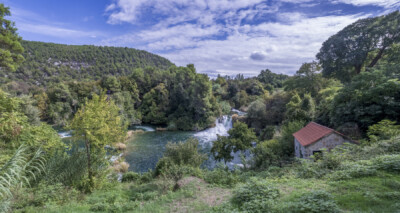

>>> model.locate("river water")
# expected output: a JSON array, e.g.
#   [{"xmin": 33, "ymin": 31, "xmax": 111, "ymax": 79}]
[
  {"xmin": 59, "ymin": 111, "xmax": 247, "ymax": 173},
  {"xmin": 125, "ymin": 114, "xmax": 248, "ymax": 173}
]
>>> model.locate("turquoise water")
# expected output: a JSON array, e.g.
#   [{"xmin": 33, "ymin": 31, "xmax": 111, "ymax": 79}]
[
  {"xmin": 124, "ymin": 130, "xmax": 196, "ymax": 172},
  {"xmin": 124, "ymin": 115, "xmax": 248, "ymax": 173},
  {"xmin": 59, "ymin": 113, "xmax": 249, "ymax": 173}
]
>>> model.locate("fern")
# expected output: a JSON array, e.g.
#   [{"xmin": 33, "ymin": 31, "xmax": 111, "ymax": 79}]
[{"xmin": 0, "ymin": 145, "xmax": 46, "ymax": 212}]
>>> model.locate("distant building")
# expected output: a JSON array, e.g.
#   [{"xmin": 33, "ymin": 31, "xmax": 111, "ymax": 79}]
[{"xmin": 293, "ymin": 122, "xmax": 356, "ymax": 159}]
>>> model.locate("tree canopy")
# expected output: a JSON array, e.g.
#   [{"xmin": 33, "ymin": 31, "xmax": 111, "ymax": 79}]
[
  {"xmin": 317, "ymin": 11, "xmax": 400, "ymax": 82},
  {"xmin": 0, "ymin": 4, "xmax": 24, "ymax": 71}
]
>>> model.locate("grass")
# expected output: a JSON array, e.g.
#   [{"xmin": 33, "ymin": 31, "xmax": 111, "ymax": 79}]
[
  {"xmin": 13, "ymin": 176, "xmax": 232, "ymax": 213},
  {"xmin": 329, "ymin": 173, "xmax": 400, "ymax": 212},
  {"xmin": 262, "ymin": 172, "xmax": 400, "ymax": 213}
]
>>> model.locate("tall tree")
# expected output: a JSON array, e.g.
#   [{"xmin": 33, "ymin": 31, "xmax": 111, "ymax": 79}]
[
  {"xmin": 69, "ymin": 92, "xmax": 125, "ymax": 191},
  {"xmin": 317, "ymin": 11, "xmax": 400, "ymax": 82},
  {"xmin": 330, "ymin": 69, "xmax": 400, "ymax": 130},
  {"xmin": 0, "ymin": 4, "xmax": 24, "ymax": 71}
]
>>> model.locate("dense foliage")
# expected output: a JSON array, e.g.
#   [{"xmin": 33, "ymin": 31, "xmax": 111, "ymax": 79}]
[
  {"xmin": 0, "ymin": 40, "xmax": 173, "ymax": 86},
  {"xmin": 0, "ymin": 4, "xmax": 24, "ymax": 72}
]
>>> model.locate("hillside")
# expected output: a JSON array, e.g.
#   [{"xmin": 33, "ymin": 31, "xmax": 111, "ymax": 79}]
[{"xmin": 0, "ymin": 40, "xmax": 174, "ymax": 86}]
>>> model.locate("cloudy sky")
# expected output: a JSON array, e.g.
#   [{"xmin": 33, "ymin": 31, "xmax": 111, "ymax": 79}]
[{"xmin": 4, "ymin": 0, "xmax": 400, "ymax": 77}]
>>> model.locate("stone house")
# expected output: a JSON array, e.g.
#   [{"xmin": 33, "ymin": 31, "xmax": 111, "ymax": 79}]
[{"xmin": 293, "ymin": 122, "xmax": 356, "ymax": 159}]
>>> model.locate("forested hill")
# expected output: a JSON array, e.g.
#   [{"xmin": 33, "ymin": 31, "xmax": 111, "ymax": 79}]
[{"xmin": 0, "ymin": 40, "xmax": 174, "ymax": 86}]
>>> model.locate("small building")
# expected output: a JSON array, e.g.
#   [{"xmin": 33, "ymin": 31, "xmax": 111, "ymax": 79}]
[{"xmin": 293, "ymin": 122, "xmax": 356, "ymax": 159}]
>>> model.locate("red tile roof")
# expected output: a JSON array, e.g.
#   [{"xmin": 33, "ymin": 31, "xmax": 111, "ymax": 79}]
[{"xmin": 293, "ymin": 122, "xmax": 336, "ymax": 147}]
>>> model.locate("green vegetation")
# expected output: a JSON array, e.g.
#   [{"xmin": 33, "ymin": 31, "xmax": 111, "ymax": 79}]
[
  {"xmin": 0, "ymin": 4, "xmax": 24, "ymax": 72},
  {"xmin": 1, "ymin": 40, "xmax": 173, "ymax": 86},
  {"xmin": 211, "ymin": 121, "xmax": 257, "ymax": 163},
  {"xmin": 69, "ymin": 92, "xmax": 126, "ymax": 192},
  {"xmin": 1, "ymin": 4, "xmax": 400, "ymax": 213}
]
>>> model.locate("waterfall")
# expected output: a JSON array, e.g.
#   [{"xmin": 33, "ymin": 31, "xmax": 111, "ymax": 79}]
[
  {"xmin": 58, "ymin": 131, "xmax": 72, "ymax": 138},
  {"xmin": 132, "ymin": 125, "xmax": 155, "ymax": 132},
  {"xmin": 194, "ymin": 115, "xmax": 233, "ymax": 145}
]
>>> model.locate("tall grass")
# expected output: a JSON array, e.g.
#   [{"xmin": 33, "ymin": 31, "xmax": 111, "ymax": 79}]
[{"xmin": 0, "ymin": 145, "xmax": 46, "ymax": 212}]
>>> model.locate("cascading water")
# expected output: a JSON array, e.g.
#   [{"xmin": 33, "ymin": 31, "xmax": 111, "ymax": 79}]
[
  {"xmin": 58, "ymin": 131, "xmax": 72, "ymax": 138},
  {"xmin": 194, "ymin": 115, "xmax": 233, "ymax": 145},
  {"xmin": 194, "ymin": 109, "xmax": 252, "ymax": 169},
  {"xmin": 132, "ymin": 125, "xmax": 156, "ymax": 132}
]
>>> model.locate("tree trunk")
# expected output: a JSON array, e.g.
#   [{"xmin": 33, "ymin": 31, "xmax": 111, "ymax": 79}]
[
  {"xmin": 368, "ymin": 46, "xmax": 386, "ymax": 68},
  {"xmin": 355, "ymin": 64, "xmax": 362, "ymax": 75},
  {"xmin": 84, "ymin": 134, "xmax": 93, "ymax": 189}
]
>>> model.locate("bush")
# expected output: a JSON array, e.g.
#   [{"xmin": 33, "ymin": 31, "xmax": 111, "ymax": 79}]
[
  {"xmin": 12, "ymin": 183, "xmax": 80, "ymax": 209},
  {"xmin": 89, "ymin": 203, "xmax": 107, "ymax": 212},
  {"xmin": 155, "ymin": 138, "xmax": 206, "ymax": 176},
  {"xmin": 231, "ymin": 178, "xmax": 279, "ymax": 212},
  {"xmin": 140, "ymin": 170, "xmax": 154, "ymax": 183},
  {"xmin": 295, "ymin": 159, "xmax": 327, "ymax": 179},
  {"xmin": 121, "ymin": 172, "xmax": 141, "ymax": 182},
  {"xmin": 328, "ymin": 160, "xmax": 377, "ymax": 180},
  {"xmin": 130, "ymin": 183, "xmax": 160, "ymax": 201},
  {"xmin": 285, "ymin": 190, "xmax": 340, "ymax": 213},
  {"xmin": 204, "ymin": 166, "xmax": 240, "ymax": 187},
  {"xmin": 373, "ymin": 154, "xmax": 400, "ymax": 172}
]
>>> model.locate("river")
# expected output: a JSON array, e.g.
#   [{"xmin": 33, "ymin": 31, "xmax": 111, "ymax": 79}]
[
  {"xmin": 59, "ymin": 110, "xmax": 248, "ymax": 173},
  {"xmin": 125, "ymin": 114, "xmax": 249, "ymax": 173}
]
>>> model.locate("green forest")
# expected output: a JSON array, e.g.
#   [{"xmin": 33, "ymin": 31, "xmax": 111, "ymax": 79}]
[{"xmin": 1, "ymin": 3, "xmax": 400, "ymax": 213}]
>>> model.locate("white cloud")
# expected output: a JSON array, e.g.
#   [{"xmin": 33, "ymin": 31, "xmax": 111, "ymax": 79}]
[
  {"xmin": 105, "ymin": 0, "xmax": 267, "ymax": 25},
  {"xmin": 333, "ymin": 0, "xmax": 400, "ymax": 8},
  {"xmin": 11, "ymin": 7, "xmax": 103, "ymax": 39},
  {"xmin": 102, "ymin": 12, "xmax": 364, "ymax": 76},
  {"xmin": 102, "ymin": 0, "xmax": 385, "ymax": 76}
]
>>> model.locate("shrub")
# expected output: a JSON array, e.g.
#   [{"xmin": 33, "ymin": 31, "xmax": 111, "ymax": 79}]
[
  {"xmin": 285, "ymin": 190, "xmax": 340, "ymax": 213},
  {"xmin": 140, "ymin": 170, "xmax": 154, "ymax": 183},
  {"xmin": 12, "ymin": 183, "xmax": 80, "ymax": 209},
  {"xmin": 119, "ymin": 162, "xmax": 130, "ymax": 173},
  {"xmin": 204, "ymin": 166, "xmax": 240, "ymax": 187},
  {"xmin": 260, "ymin": 125, "xmax": 276, "ymax": 141},
  {"xmin": 115, "ymin": 142, "xmax": 127, "ymax": 150},
  {"xmin": 373, "ymin": 154, "xmax": 400, "ymax": 172},
  {"xmin": 295, "ymin": 159, "xmax": 327, "ymax": 179},
  {"xmin": 121, "ymin": 172, "xmax": 140, "ymax": 182},
  {"xmin": 130, "ymin": 183, "xmax": 160, "ymax": 201},
  {"xmin": 89, "ymin": 203, "xmax": 107, "ymax": 212},
  {"xmin": 328, "ymin": 160, "xmax": 377, "ymax": 180},
  {"xmin": 155, "ymin": 138, "xmax": 206, "ymax": 176},
  {"xmin": 241, "ymin": 199, "xmax": 276, "ymax": 213},
  {"xmin": 231, "ymin": 178, "xmax": 279, "ymax": 211}
]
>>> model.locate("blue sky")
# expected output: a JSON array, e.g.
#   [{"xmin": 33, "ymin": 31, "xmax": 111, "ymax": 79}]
[{"xmin": 3, "ymin": 0, "xmax": 400, "ymax": 77}]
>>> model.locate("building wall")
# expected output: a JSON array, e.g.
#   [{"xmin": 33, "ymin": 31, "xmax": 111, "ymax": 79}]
[
  {"xmin": 295, "ymin": 133, "xmax": 351, "ymax": 159},
  {"xmin": 294, "ymin": 138, "xmax": 306, "ymax": 158}
]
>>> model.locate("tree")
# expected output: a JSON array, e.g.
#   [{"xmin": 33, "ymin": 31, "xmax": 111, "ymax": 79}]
[
  {"xmin": 317, "ymin": 11, "xmax": 400, "ymax": 82},
  {"xmin": 285, "ymin": 93, "xmax": 315, "ymax": 122},
  {"xmin": 211, "ymin": 135, "xmax": 235, "ymax": 164},
  {"xmin": 257, "ymin": 69, "xmax": 289, "ymax": 88},
  {"xmin": 277, "ymin": 120, "xmax": 305, "ymax": 157},
  {"xmin": 140, "ymin": 83, "xmax": 169, "ymax": 124},
  {"xmin": 247, "ymin": 99, "xmax": 267, "ymax": 131},
  {"xmin": 367, "ymin": 120, "xmax": 400, "ymax": 143},
  {"xmin": 264, "ymin": 91, "xmax": 291, "ymax": 125},
  {"xmin": 330, "ymin": 69, "xmax": 400, "ymax": 131},
  {"xmin": 211, "ymin": 122, "xmax": 257, "ymax": 163},
  {"xmin": 0, "ymin": 4, "xmax": 24, "ymax": 71},
  {"xmin": 69, "ymin": 92, "xmax": 125, "ymax": 191}
]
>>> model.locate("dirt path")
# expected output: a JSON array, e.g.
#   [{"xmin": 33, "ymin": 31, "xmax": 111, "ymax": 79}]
[{"xmin": 169, "ymin": 177, "xmax": 232, "ymax": 213}]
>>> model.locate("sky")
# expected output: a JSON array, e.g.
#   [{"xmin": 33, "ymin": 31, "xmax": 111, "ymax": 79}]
[{"xmin": 3, "ymin": 0, "xmax": 400, "ymax": 77}]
